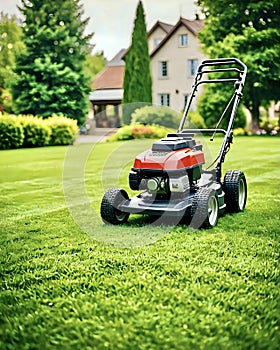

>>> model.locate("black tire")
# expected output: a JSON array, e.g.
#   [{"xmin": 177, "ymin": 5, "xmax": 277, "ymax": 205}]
[
  {"xmin": 190, "ymin": 187, "xmax": 219, "ymax": 229},
  {"xmin": 223, "ymin": 170, "xmax": 247, "ymax": 212},
  {"xmin": 100, "ymin": 188, "xmax": 130, "ymax": 225}
]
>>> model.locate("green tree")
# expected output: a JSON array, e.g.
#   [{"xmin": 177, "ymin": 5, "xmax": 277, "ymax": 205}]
[
  {"xmin": 0, "ymin": 13, "xmax": 25, "ymax": 113},
  {"xmin": 197, "ymin": 0, "xmax": 280, "ymax": 131},
  {"xmin": 122, "ymin": 1, "xmax": 152, "ymax": 124},
  {"xmin": 83, "ymin": 51, "xmax": 106, "ymax": 82},
  {"xmin": 12, "ymin": 0, "xmax": 93, "ymax": 124}
]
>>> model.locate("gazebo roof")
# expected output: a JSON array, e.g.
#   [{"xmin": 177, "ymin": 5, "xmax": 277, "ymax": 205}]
[{"xmin": 89, "ymin": 88, "xmax": 123, "ymax": 104}]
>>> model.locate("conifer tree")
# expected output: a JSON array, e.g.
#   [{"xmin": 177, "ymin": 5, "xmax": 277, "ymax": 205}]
[
  {"xmin": 122, "ymin": 1, "xmax": 152, "ymax": 124},
  {"xmin": 12, "ymin": 0, "xmax": 93, "ymax": 123}
]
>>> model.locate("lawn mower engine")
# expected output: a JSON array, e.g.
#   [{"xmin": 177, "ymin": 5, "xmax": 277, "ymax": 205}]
[{"xmin": 129, "ymin": 135, "xmax": 204, "ymax": 198}]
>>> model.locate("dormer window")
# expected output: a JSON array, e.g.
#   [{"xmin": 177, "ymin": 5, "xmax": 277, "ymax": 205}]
[
  {"xmin": 154, "ymin": 38, "xmax": 161, "ymax": 48},
  {"xmin": 179, "ymin": 34, "xmax": 188, "ymax": 47}
]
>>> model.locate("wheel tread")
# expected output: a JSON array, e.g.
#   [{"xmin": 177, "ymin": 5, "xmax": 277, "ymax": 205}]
[
  {"xmin": 100, "ymin": 188, "xmax": 129, "ymax": 225},
  {"xmin": 223, "ymin": 170, "xmax": 247, "ymax": 212}
]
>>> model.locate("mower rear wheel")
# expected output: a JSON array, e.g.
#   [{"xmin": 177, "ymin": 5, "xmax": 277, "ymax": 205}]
[
  {"xmin": 223, "ymin": 170, "xmax": 247, "ymax": 212},
  {"xmin": 190, "ymin": 187, "xmax": 219, "ymax": 229},
  {"xmin": 100, "ymin": 188, "xmax": 130, "ymax": 225}
]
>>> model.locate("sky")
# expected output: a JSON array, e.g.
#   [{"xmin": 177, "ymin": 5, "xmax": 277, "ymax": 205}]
[{"xmin": 0, "ymin": 0, "xmax": 199, "ymax": 60}]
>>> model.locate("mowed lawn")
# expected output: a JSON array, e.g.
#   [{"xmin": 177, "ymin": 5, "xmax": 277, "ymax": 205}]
[{"xmin": 0, "ymin": 136, "xmax": 279, "ymax": 350}]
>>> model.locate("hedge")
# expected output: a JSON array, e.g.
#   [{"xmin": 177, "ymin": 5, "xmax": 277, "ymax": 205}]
[
  {"xmin": 0, "ymin": 113, "xmax": 78, "ymax": 150},
  {"xmin": 0, "ymin": 114, "xmax": 24, "ymax": 150},
  {"xmin": 46, "ymin": 115, "xmax": 78, "ymax": 146},
  {"xmin": 18, "ymin": 115, "xmax": 51, "ymax": 148}
]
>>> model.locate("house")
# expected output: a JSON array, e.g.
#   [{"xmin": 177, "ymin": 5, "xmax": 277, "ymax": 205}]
[{"xmin": 90, "ymin": 17, "xmax": 206, "ymax": 127}]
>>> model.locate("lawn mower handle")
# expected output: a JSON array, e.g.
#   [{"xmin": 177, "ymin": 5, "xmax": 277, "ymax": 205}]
[{"xmin": 178, "ymin": 57, "xmax": 247, "ymax": 182}]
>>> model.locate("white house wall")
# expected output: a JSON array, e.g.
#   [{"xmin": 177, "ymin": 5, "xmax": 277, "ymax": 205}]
[{"xmin": 151, "ymin": 24, "xmax": 207, "ymax": 113}]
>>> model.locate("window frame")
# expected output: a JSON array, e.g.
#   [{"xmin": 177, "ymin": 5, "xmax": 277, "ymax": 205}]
[
  {"xmin": 159, "ymin": 93, "xmax": 170, "ymax": 107},
  {"xmin": 159, "ymin": 61, "xmax": 168, "ymax": 78},
  {"xmin": 187, "ymin": 59, "xmax": 198, "ymax": 77},
  {"xmin": 179, "ymin": 34, "xmax": 188, "ymax": 47}
]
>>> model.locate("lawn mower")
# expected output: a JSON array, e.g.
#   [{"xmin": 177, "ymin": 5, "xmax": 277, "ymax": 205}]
[{"xmin": 100, "ymin": 58, "xmax": 247, "ymax": 229}]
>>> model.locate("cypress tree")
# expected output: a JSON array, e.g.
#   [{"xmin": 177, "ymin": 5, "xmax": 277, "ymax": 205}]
[
  {"xmin": 12, "ymin": 0, "xmax": 93, "ymax": 124},
  {"xmin": 122, "ymin": 1, "xmax": 152, "ymax": 124}
]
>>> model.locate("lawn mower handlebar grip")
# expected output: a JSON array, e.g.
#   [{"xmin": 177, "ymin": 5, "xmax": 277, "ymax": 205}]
[{"xmin": 200, "ymin": 58, "xmax": 247, "ymax": 73}]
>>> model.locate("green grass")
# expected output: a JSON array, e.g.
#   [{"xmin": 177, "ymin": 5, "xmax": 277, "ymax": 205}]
[{"xmin": 0, "ymin": 136, "xmax": 279, "ymax": 350}]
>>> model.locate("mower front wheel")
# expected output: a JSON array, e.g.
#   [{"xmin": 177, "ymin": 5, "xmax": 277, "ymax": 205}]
[
  {"xmin": 190, "ymin": 187, "xmax": 219, "ymax": 229},
  {"xmin": 100, "ymin": 188, "xmax": 130, "ymax": 225},
  {"xmin": 223, "ymin": 170, "xmax": 247, "ymax": 212}
]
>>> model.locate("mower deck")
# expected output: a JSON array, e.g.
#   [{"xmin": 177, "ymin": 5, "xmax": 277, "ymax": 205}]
[{"xmin": 120, "ymin": 179, "xmax": 226, "ymax": 217}]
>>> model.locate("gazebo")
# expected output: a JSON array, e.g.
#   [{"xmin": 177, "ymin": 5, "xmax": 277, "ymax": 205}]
[{"xmin": 89, "ymin": 49, "xmax": 126, "ymax": 128}]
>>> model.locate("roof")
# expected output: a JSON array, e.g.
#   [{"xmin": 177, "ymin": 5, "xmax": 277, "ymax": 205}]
[
  {"xmin": 89, "ymin": 89, "xmax": 123, "ymax": 103},
  {"xmin": 91, "ymin": 48, "xmax": 125, "ymax": 90},
  {"xmin": 106, "ymin": 48, "xmax": 126, "ymax": 67},
  {"xmin": 180, "ymin": 18, "xmax": 204, "ymax": 35},
  {"xmin": 148, "ymin": 20, "xmax": 173, "ymax": 36},
  {"xmin": 92, "ymin": 65, "xmax": 124, "ymax": 90},
  {"xmin": 150, "ymin": 17, "xmax": 204, "ymax": 57}
]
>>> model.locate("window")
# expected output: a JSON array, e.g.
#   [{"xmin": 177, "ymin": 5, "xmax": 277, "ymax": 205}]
[
  {"xmin": 159, "ymin": 61, "xmax": 168, "ymax": 77},
  {"xmin": 188, "ymin": 59, "xmax": 198, "ymax": 76},
  {"xmin": 179, "ymin": 34, "xmax": 188, "ymax": 47},
  {"xmin": 159, "ymin": 94, "xmax": 170, "ymax": 106},
  {"xmin": 154, "ymin": 38, "xmax": 161, "ymax": 48}
]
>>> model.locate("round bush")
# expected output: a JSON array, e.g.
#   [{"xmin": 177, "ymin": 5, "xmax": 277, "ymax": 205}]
[
  {"xmin": 18, "ymin": 115, "xmax": 51, "ymax": 147},
  {"xmin": 0, "ymin": 114, "xmax": 24, "ymax": 149},
  {"xmin": 46, "ymin": 115, "xmax": 79, "ymax": 146},
  {"xmin": 131, "ymin": 106, "xmax": 181, "ymax": 129},
  {"xmin": 107, "ymin": 124, "xmax": 169, "ymax": 142},
  {"xmin": 184, "ymin": 111, "xmax": 206, "ymax": 129}
]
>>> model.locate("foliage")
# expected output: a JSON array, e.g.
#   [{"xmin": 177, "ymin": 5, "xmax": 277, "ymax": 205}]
[
  {"xmin": 197, "ymin": 0, "xmax": 280, "ymax": 131},
  {"xmin": 17, "ymin": 115, "xmax": 51, "ymax": 147},
  {"xmin": 0, "ymin": 13, "xmax": 25, "ymax": 115},
  {"xmin": 83, "ymin": 52, "xmax": 106, "ymax": 81},
  {"xmin": 198, "ymin": 84, "xmax": 246, "ymax": 129},
  {"xmin": 46, "ymin": 114, "xmax": 78, "ymax": 146},
  {"xmin": 0, "ymin": 113, "xmax": 78, "ymax": 149},
  {"xmin": 184, "ymin": 111, "xmax": 206, "ymax": 129},
  {"xmin": 0, "ymin": 137, "xmax": 279, "ymax": 349},
  {"xmin": 233, "ymin": 127, "xmax": 246, "ymax": 136},
  {"xmin": 131, "ymin": 105, "xmax": 181, "ymax": 129},
  {"xmin": 107, "ymin": 123, "xmax": 170, "ymax": 141},
  {"xmin": 0, "ymin": 88, "xmax": 13, "ymax": 114},
  {"xmin": 0, "ymin": 13, "xmax": 25, "ymax": 90},
  {"xmin": 11, "ymin": 0, "xmax": 93, "ymax": 124},
  {"xmin": 0, "ymin": 113, "xmax": 24, "ymax": 149},
  {"xmin": 122, "ymin": 1, "xmax": 152, "ymax": 124}
]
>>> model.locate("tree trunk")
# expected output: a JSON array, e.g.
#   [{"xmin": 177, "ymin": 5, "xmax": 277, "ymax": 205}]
[{"xmin": 249, "ymin": 99, "xmax": 260, "ymax": 132}]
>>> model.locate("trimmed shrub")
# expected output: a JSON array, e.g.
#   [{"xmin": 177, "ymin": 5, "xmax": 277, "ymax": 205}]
[
  {"xmin": 0, "ymin": 114, "xmax": 24, "ymax": 150},
  {"xmin": 46, "ymin": 114, "xmax": 79, "ymax": 146},
  {"xmin": 184, "ymin": 111, "xmax": 206, "ymax": 129},
  {"xmin": 233, "ymin": 128, "xmax": 246, "ymax": 136},
  {"xmin": 131, "ymin": 105, "xmax": 181, "ymax": 129},
  {"xmin": 107, "ymin": 124, "xmax": 170, "ymax": 142},
  {"xmin": 18, "ymin": 115, "xmax": 51, "ymax": 147}
]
